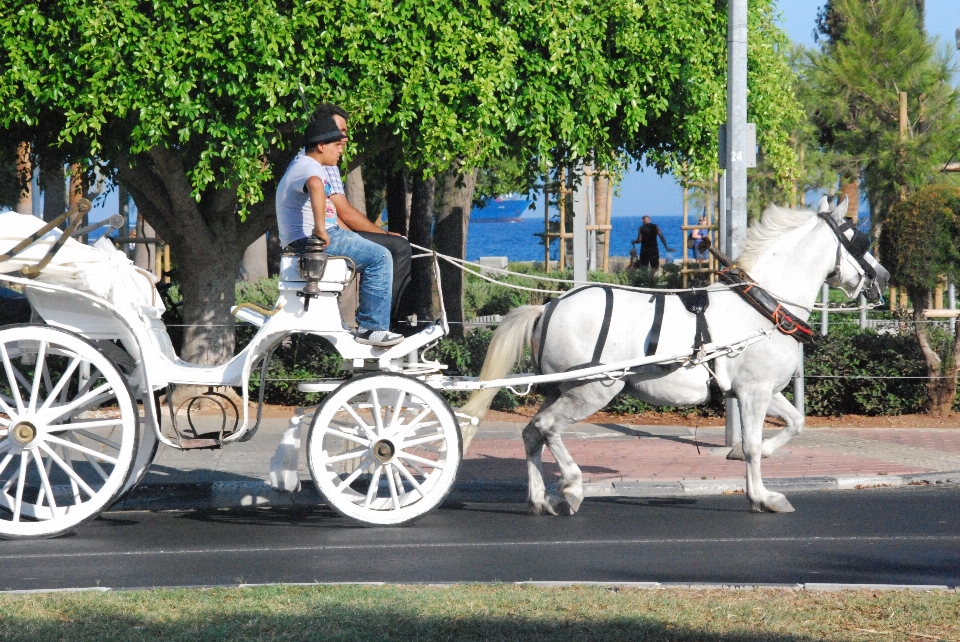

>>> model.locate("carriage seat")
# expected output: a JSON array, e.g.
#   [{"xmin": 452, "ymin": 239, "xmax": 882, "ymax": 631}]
[{"xmin": 278, "ymin": 255, "xmax": 354, "ymax": 292}]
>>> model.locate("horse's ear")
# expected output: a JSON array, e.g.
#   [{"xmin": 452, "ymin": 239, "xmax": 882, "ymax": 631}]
[
  {"xmin": 833, "ymin": 195, "xmax": 849, "ymax": 221},
  {"xmin": 816, "ymin": 195, "xmax": 830, "ymax": 214}
]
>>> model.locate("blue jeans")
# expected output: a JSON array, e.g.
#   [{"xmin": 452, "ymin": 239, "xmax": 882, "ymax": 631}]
[{"xmin": 289, "ymin": 229, "xmax": 393, "ymax": 331}]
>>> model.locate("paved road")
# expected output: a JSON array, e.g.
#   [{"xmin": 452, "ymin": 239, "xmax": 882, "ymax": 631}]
[{"xmin": 2, "ymin": 484, "xmax": 959, "ymax": 591}]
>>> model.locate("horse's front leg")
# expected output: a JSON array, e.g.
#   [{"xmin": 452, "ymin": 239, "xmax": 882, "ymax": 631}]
[
  {"xmin": 760, "ymin": 392, "xmax": 805, "ymax": 456},
  {"xmin": 727, "ymin": 391, "xmax": 805, "ymax": 460},
  {"xmin": 738, "ymin": 389, "xmax": 795, "ymax": 513}
]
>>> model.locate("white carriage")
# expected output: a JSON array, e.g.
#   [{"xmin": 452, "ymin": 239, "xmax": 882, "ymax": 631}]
[{"xmin": 0, "ymin": 201, "xmax": 473, "ymax": 538}]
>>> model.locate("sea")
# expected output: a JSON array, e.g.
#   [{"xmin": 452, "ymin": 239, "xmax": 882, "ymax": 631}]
[{"xmin": 466, "ymin": 215, "xmax": 688, "ymax": 263}]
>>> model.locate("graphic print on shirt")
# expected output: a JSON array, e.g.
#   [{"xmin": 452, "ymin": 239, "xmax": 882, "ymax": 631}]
[{"xmin": 323, "ymin": 180, "xmax": 337, "ymax": 228}]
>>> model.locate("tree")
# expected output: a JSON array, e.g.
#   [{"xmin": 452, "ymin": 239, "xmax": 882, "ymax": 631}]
[
  {"xmin": 805, "ymin": 0, "xmax": 960, "ymax": 236},
  {"xmin": 880, "ymin": 185, "xmax": 960, "ymax": 416},
  {"xmin": 2, "ymin": 0, "xmax": 804, "ymax": 363}
]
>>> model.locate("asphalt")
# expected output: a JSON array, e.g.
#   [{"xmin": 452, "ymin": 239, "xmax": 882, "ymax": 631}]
[{"xmin": 114, "ymin": 413, "xmax": 960, "ymax": 511}]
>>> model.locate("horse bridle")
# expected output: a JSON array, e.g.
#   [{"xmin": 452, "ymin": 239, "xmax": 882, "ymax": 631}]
[{"xmin": 817, "ymin": 212, "xmax": 879, "ymax": 297}]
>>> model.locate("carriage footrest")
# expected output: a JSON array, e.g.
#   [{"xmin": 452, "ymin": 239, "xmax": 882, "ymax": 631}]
[{"xmin": 177, "ymin": 432, "xmax": 226, "ymax": 450}]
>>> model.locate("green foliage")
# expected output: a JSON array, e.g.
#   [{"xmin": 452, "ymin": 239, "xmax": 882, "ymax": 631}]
[
  {"xmin": 801, "ymin": 325, "xmax": 939, "ymax": 416},
  {"xmin": 881, "ymin": 185, "xmax": 960, "ymax": 294},
  {"xmin": 804, "ymin": 0, "xmax": 960, "ymax": 225}
]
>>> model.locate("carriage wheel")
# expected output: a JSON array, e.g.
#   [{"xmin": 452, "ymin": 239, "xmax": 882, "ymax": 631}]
[
  {"xmin": 307, "ymin": 373, "xmax": 461, "ymax": 526},
  {"xmin": 0, "ymin": 325, "xmax": 138, "ymax": 539},
  {"xmin": 115, "ymin": 404, "xmax": 159, "ymax": 502}
]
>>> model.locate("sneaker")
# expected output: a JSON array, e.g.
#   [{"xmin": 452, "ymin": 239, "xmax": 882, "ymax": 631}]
[{"xmin": 354, "ymin": 328, "xmax": 404, "ymax": 347}]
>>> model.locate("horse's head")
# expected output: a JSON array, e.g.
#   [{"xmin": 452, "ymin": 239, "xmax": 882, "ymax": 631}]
[{"xmin": 816, "ymin": 196, "xmax": 890, "ymax": 301}]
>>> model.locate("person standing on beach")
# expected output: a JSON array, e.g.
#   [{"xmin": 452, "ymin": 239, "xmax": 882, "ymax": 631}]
[{"xmin": 631, "ymin": 216, "xmax": 674, "ymax": 271}]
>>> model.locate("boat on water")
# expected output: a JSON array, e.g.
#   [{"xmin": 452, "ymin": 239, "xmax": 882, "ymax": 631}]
[{"xmin": 470, "ymin": 194, "xmax": 531, "ymax": 223}]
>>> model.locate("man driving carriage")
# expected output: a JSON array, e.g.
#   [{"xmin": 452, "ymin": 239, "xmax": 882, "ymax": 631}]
[{"xmin": 276, "ymin": 115, "xmax": 404, "ymax": 347}]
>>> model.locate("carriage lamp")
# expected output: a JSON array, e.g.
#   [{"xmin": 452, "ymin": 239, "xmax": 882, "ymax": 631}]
[{"xmin": 297, "ymin": 236, "xmax": 329, "ymax": 311}]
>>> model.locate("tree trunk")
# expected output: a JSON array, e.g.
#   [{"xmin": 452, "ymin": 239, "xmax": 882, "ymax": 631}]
[
  {"xmin": 241, "ymin": 234, "xmax": 269, "ymax": 282},
  {"xmin": 839, "ymin": 175, "xmax": 859, "ymax": 224},
  {"xmin": 434, "ymin": 166, "xmax": 477, "ymax": 336},
  {"xmin": 39, "ymin": 158, "xmax": 66, "ymax": 223},
  {"xmin": 386, "ymin": 167, "xmax": 409, "ymax": 236},
  {"xmin": 407, "ymin": 173, "xmax": 436, "ymax": 319},
  {"xmin": 117, "ymin": 146, "xmax": 277, "ymax": 365},
  {"xmin": 910, "ymin": 287, "xmax": 957, "ymax": 416},
  {"xmin": 344, "ymin": 164, "xmax": 368, "ymax": 218}
]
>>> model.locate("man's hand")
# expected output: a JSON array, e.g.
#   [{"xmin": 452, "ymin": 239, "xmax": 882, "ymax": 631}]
[{"xmin": 314, "ymin": 229, "xmax": 330, "ymax": 248}]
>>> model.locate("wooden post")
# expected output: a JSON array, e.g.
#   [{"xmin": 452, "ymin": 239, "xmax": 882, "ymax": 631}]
[
  {"xmin": 682, "ymin": 179, "xmax": 689, "ymax": 288},
  {"xmin": 594, "ymin": 170, "xmax": 610, "ymax": 273},
  {"xmin": 544, "ymin": 177, "xmax": 550, "ymax": 270},
  {"xmin": 558, "ymin": 168, "xmax": 567, "ymax": 272},
  {"xmin": 899, "ymin": 91, "xmax": 908, "ymax": 201},
  {"xmin": 603, "ymin": 176, "xmax": 612, "ymax": 273},
  {"xmin": 163, "ymin": 244, "xmax": 171, "ymax": 283}
]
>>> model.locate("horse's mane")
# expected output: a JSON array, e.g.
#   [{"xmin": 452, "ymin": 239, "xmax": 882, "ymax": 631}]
[{"xmin": 735, "ymin": 204, "xmax": 817, "ymax": 271}]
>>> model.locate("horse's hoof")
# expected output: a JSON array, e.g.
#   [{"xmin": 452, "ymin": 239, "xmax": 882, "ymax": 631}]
[
  {"xmin": 726, "ymin": 442, "xmax": 745, "ymax": 461},
  {"xmin": 562, "ymin": 490, "xmax": 583, "ymax": 514},
  {"xmin": 528, "ymin": 502, "xmax": 554, "ymax": 516},
  {"xmin": 750, "ymin": 494, "xmax": 795, "ymax": 513}
]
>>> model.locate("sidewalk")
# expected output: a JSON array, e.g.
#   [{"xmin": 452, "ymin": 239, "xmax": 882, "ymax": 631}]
[{"xmin": 115, "ymin": 416, "xmax": 960, "ymax": 511}]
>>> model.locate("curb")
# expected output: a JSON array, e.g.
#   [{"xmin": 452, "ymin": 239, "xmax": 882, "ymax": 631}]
[{"xmin": 111, "ymin": 472, "xmax": 960, "ymax": 513}]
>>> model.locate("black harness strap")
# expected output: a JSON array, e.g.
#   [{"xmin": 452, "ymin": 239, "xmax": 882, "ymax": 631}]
[
  {"xmin": 645, "ymin": 293, "xmax": 666, "ymax": 356},
  {"xmin": 536, "ymin": 285, "xmax": 616, "ymax": 373},
  {"xmin": 590, "ymin": 286, "xmax": 615, "ymax": 365},
  {"xmin": 677, "ymin": 290, "xmax": 712, "ymax": 350}
]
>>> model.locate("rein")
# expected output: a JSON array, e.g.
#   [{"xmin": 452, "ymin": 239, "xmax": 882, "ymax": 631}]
[{"xmin": 709, "ymin": 247, "xmax": 816, "ymax": 344}]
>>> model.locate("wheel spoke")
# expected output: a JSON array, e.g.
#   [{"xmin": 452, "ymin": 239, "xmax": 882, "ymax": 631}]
[
  {"xmin": 33, "ymin": 448, "xmax": 56, "ymax": 510},
  {"xmin": 386, "ymin": 463, "xmax": 401, "ymax": 510},
  {"xmin": 28, "ymin": 341, "xmax": 47, "ymax": 413},
  {"xmin": 0, "ymin": 394, "xmax": 14, "ymax": 417},
  {"xmin": 0, "ymin": 343, "xmax": 25, "ymax": 413},
  {"xmin": 396, "ymin": 451, "xmax": 443, "ymax": 470},
  {"xmin": 387, "ymin": 390, "xmax": 406, "ymax": 435},
  {"xmin": 32, "ymin": 449, "xmax": 57, "ymax": 512},
  {"xmin": 61, "ymin": 445, "xmax": 81, "ymax": 505},
  {"xmin": 320, "ymin": 427, "xmax": 370, "ymax": 447},
  {"xmin": 395, "ymin": 460, "xmax": 425, "ymax": 499},
  {"xmin": 401, "ymin": 432, "xmax": 445, "ymax": 448},
  {"xmin": 364, "ymin": 465, "xmax": 383, "ymax": 508},
  {"xmin": 45, "ymin": 434, "xmax": 119, "ymax": 465},
  {"xmin": 12, "ymin": 452, "xmax": 27, "ymax": 523},
  {"xmin": 369, "ymin": 389, "xmax": 385, "ymax": 436},
  {"xmin": 55, "ymin": 418, "xmax": 125, "ymax": 432},
  {"xmin": 63, "ymin": 433, "xmax": 111, "ymax": 482},
  {"xmin": 44, "ymin": 383, "xmax": 113, "ymax": 422},
  {"xmin": 0, "ymin": 451, "xmax": 13, "ymax": 478},
  {"xmin": 38, "ymin": 355, "xmax": 81, "ymax": 413},
  {"xmin": 323, "ymin": 447, "xmax": 368, "ymax": 465},
  {"xmin": 72, "ymin": 429, "xmax": 121, "ymax": 451},
  {"xmin": 393, "ymin": 408, "xmax": 432, "ymax": 442},
  {"xmin": 38, "ymin": 442, "xmax": 96, "ymax": 499},
  {"xmin": 337, "ymin": 454, "xmax": 374, "ymax": 491},
  {"xmin": 341, "ymin": 403, "xmax": 377, "ymax": 442}
]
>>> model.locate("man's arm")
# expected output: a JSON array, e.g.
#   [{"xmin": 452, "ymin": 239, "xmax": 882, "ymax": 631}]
[
  {"xmin": 329, "ymin": 193, "xmax": 391, "ymax": 235},
  {"xmin": 304, "ymin": 176, "xmax": 331, "ymax": 246},
  {"xmin": 657, "ymin": 227, "xmax": 674, "ymax": 252}
]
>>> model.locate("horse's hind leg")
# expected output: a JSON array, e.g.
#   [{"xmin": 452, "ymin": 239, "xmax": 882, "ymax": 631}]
[
  {"xmin": 524, "ymin": 380, "xmax": 624, "ymax": 516},
  {"xmin": 727, "ymin": 392, "xmax": 805, "ymax": 461}
]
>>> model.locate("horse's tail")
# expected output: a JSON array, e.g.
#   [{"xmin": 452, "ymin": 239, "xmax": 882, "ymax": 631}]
[{"xmin": 459, "ymin": 304, "xmax": 544, "ymax": 451}]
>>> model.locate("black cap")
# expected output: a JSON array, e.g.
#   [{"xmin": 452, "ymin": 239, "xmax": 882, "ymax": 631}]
[{"xmin": 303, "ymin": 116, "xmax": 346, "ymax": 145}]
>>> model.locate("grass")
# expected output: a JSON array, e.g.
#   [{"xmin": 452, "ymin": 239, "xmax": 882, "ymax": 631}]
[{"xmin": 0, "ymin": 585, "xmax": 957, "ymax": 641}]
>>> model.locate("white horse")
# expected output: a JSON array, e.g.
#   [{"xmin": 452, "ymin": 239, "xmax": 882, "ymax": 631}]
[{"xmin": 460, "ymin": 197, "xmax": 889, "ymax": 515}]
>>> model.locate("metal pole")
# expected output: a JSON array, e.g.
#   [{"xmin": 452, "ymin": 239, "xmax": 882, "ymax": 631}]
[
  {"xmin": 725, "ymin": 0, "xmax": 748, "ymax": 258},
  {"xmin": 793, "ymin": 343, "xmax": 805, "ymax": 415},
  {"xmin": 587, "ymin": 165, "xmax": 597, "ymax": 272},
  {"xmin": 723, "ymin": 0, "xmax": 748, "ymax": 447},
  {"xmin": 544, "ymin": 178, "xmax": 550, "ymax": 270},
  {"xmin": 820, "ymin": 283, "xmax": 830, "ymax": 336},
  {"xmin": 949, "ymin": 282, "xmax": 956, "ymax": 335},
  {"xmin": 572, "ymin": 168, "xmax": 588, "ymax": 284},
  {"xmin": 858, "ymin": 293, "xmax": 867, "ymax": 330}
]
